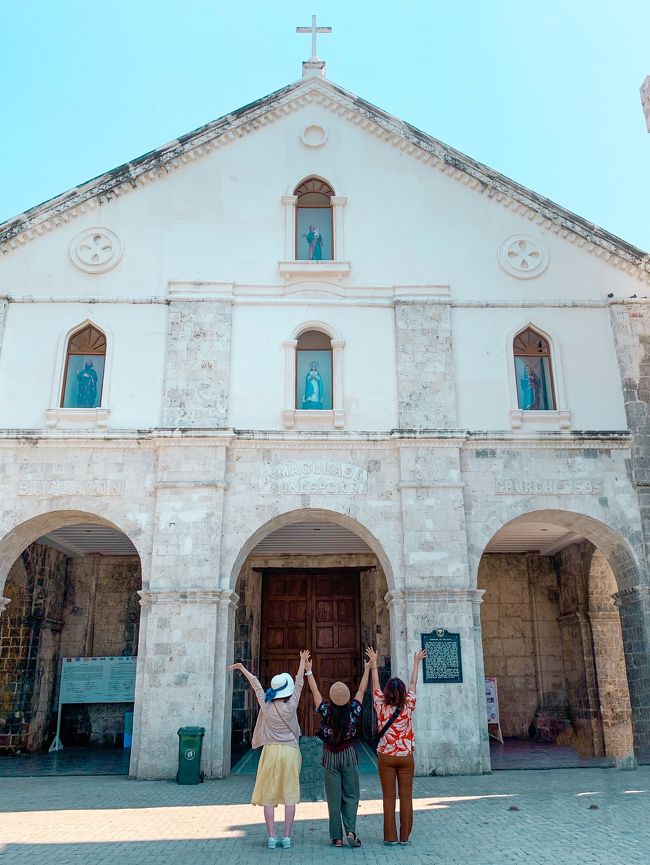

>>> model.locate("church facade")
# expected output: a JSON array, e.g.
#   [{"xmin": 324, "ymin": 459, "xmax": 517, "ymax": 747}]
[{"xmin": 1, "ymin": 63, "xmax": 650, "ymax": 779}]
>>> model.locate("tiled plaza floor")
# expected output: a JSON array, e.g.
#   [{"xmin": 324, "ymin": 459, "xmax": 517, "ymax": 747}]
[{"xmin": 0, "ymin": 763, "xmax": 648, "ymax": 865}]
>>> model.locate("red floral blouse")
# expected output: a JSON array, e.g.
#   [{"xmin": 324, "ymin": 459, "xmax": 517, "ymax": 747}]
[{"xmin": 373, "ymin": 689, "xmax": 417, "ymax": 756}]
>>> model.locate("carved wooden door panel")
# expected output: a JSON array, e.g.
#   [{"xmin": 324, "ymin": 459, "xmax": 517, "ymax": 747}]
[{"xmin": 261, "ymin": 570, "xmax": 361, "ymax": 737}]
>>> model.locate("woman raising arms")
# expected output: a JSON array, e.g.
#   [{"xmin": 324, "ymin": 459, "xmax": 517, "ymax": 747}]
[
  {"xmin": 304, "ymin": 650, "xmax": 373, "ymax": 847},
  {"xmin": 367, "ymin": 646, "xmax": 427, "ymax": 846},
  {"xmin": 228, "ymin": 649, "xmax": 309, "ymax": 849}
]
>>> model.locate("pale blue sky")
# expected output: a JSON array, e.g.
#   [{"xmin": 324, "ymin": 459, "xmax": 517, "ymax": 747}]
[{"xmin": 1, "ymin": 1, "xmax": 648, "ymax": 248}]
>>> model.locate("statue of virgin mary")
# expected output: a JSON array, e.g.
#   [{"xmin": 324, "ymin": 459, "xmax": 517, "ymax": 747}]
[{"xmin": 302, "ymin": 361, "xmax": 324, "ymax": 410}]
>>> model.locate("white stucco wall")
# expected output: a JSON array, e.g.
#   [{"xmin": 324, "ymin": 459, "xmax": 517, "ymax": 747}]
[{"xmin": 0, "ymin": 90, "xmax": 643, "ymax": 432}]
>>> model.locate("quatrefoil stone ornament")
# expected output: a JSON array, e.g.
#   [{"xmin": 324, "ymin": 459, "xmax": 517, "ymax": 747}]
[
  {"xmin": 70, "ymin": 228, "xmax": 122, "ymax": 274},
  {"xmin": 498, "ymin": 234, "xmax": 549, "ymax": 279}
]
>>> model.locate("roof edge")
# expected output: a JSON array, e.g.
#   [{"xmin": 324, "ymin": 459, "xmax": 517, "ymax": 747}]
[{"xmin": 1, "ymin": 76, "xmax": 648, "ymax": 276}]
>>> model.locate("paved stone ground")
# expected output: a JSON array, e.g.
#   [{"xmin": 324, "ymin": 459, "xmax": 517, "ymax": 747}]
[{"xmin": 0, "ymin": 765, "xmax": 649, "ymax": 865}]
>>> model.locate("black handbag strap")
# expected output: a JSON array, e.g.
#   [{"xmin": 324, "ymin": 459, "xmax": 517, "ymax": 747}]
[{"xmin": 376, "ymin": 704, "xmax": 402, "ymax": 743}]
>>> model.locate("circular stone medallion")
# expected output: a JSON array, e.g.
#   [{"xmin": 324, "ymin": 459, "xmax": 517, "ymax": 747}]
[
  {"xmin": 498, "ymin": 234, "xmax": 548, "ymax": 279},
  {"xmin": 300, "ymin": 124, "xmax": 328, "ymax": 148},
  {"xmin": 70, "ymin": 227, "xmax": 123, "ymax": 274}
]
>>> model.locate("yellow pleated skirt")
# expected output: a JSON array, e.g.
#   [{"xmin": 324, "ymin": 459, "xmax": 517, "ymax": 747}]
[{"xmin": 251, "ymin": 744, "xmax": 302, "ymax": 806}]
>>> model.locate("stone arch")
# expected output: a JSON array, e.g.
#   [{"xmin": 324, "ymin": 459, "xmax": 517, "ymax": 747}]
[
  {"xmin": 475, "ymin": 507, "xmax": 644, "ymax": 764},
  {"xmin": 226, "ymin": 506, "xmax": 397, "ymax": 593},
  {"xmin": 0, "ymin": 508, "xmax": 146, "ymax": 599},
  {"xmin": 0, "ymin": 508, "xmax": 145, "ymax": 760},
  {"xmin": 469, "ymin": 507, "xmax": 645, "ymax": 593}
]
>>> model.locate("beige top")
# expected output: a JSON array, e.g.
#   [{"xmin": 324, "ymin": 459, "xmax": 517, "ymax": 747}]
[{"xmin": 251, "ymin": 671, "xmax": 304, "ymax": 750}]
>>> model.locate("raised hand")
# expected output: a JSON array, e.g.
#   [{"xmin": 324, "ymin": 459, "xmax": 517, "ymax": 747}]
[
  {"xmin": 365, "ymin": 646, "xmax": 378, "ymax": 667},
  {"xmin": 414, "ymin": 649, "xmax": 427, "ymax": 664},
  {"xmin": 227, "ymin": 662, "xmax": 244, "ymax": 672},
  {"xmin": 305, "ymin": 655, "xmax": 313, "ymax": 672},
  {"xmin": 299, "ymin": 649, "xmax": 311, "ymax": 664}
]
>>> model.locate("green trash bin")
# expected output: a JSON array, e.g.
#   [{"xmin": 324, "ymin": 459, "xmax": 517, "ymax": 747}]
[{"xmin": 176, "ymin": 726, "xmax": 205, "ymax": 784}]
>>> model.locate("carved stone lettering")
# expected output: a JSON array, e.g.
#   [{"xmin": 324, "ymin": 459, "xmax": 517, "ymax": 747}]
[
  {"xmin": 495, "ymin": 478, "xmax": 604, "ymax": 495},
  {"xmin": 17, "ymin": 479, "xmax": 126, "ymax": 497},
  {"xmin": 259, "ymin": 459, "xmax": 368, "ymax": 495}
]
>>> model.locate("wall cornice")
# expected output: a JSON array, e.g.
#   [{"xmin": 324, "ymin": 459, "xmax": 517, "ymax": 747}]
[
  {"xmin": 138, "ymin": 589, "xmax": 238, "ymax": 607},
  {"xmin": 0, "ymin": 428, "xmax": 632, "ymax": 450}
]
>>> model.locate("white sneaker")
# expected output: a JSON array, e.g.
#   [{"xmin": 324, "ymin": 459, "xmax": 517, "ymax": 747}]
[
  {"xmin": 281, "ymin": 837, "xmax": 292, "ymax": 849},
  {"xmin": 267, "ymin": 837, "xmax": 278, "ymax": 849}
]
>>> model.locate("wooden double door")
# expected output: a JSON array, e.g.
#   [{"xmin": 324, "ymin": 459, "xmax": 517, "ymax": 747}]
[{"xmin": 261, "ymin": 569, "xmax": 361, "ymax": 736}]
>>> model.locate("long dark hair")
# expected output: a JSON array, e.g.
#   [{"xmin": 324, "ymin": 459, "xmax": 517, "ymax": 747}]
[
  {"xmin": 383, "ymin": 677, "xmax": 406, "ymax": 709},
  {"xmin": 328, "ymin": 701, "xmax": 352, "ymax": 744}
]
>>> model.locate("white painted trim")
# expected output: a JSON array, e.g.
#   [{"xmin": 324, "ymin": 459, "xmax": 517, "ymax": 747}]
[
  {"xmin": 505, "ymin": 321, "xmax": 569, "ymax": 429},
  {"xmin": 45, "ymin": 408, "xmax": 111, "ymax": 429},
  {"xmin": 278, "ymin": 261, "xmax": 351, "ymax": 280},
  {"xmin": 48, "ymin": 318, "xmax": 113, "ymax": 415},
  {"xmin": 282, "ymin": 323, "xmax": 345, "ymax": 429}
]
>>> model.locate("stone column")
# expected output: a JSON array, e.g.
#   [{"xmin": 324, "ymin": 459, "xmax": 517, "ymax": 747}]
[
  {"xmin": 161, "ymin": 295, "xmax": 233, "ymax": 427},
  {"xmin": 614, "ymin": 585, "xmax": 650, "ymax": 759},
  {"xmin": 128, "ymin": 440, "xmax": 231, "ymax": 779},
  {"xmin": 386, "ymin": 588, "xmax": 485, "ymax": 775},
  {"xmin": 394, "ymin": 297, "xmax": 455, "ymax": 429},
  {"xmin": 471, "ymin": 589, "xmax": 491, "ymax": 772},
  {"xmin": 207, "ymin": 591, "xmax": 238, "ymax": 777},
  {"xmin": 130, "ymin": 589, "xmax": 234, "ymax": 779}
]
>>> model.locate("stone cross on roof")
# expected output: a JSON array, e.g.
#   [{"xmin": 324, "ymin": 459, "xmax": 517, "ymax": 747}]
[{"xmin": 296, "ymin": 14, "xmax": 332, "ymax": 62}]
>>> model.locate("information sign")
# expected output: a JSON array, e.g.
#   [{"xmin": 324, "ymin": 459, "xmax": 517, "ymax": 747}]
[
  {"xmin": 59, "ymin": 656, "xmax": 137, "ymax": 704},
  {"xmin": 485, "ymin": 676, "xmax": 503, "ymax": 743},
  {"xmin": 49, "ymin": 656, "xmax": 137, "ymax": 752},
  {"xmin": 420, "ymin": 629, "xmax": 463, "ymax": 683}
]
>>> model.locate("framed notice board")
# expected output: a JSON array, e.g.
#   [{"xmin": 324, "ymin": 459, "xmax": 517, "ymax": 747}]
[
  {"xmin": 420, "ymin": 629, "xmax": 463, "ymax": 683},
  {"xmin": 59, "ymin": 656, "xmax": 137, "ymax": 704}
]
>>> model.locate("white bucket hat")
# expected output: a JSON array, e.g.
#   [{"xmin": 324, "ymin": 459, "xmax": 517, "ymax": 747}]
[{"xmin": 269, "ymin": 673, "xmax": 295, "ymax": 700}]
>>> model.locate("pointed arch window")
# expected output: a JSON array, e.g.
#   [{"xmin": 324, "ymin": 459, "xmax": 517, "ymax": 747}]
[
  {"xmin": 60, "ymin": 324, "xmax": 106, "ymax": 409},
  {"xmin": 294, "ymin": 177, "xmax": 334, "ymax": 261},
  {"xmin": 513, "ymin": 327, "xmax": 555, "ymax": 411},
  {"xmin": 296, "ymin": 329, "xmax": 333, "ymax": 410}
]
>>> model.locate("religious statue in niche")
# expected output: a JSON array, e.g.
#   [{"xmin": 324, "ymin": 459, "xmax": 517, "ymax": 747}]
[
  {"xmin": 519, "ymin": 362, "xmax": 542, "ymax": 410},
  {"xmin": 77, "ymin": 359, "xmax": 99, "ymax": 408},
  {"xmin": 303, "ymin": 361, "xmax": 324, "ymax": 409},
  {"xmin": 303, "ymin": 225, "xmax": 323, "ymax": 260}
]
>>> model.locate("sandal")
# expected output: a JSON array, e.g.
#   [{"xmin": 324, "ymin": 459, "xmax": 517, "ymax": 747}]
[
  {"xmin": 346, "ymin": 832, "xmax": 362, "ymax": 847},
  {"xmin": 331, "ymin": 839, "xmax": 344, "ymax": 847}
]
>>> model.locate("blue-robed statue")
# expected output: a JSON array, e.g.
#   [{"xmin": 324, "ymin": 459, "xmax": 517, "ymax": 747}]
[
  {"xmin": 76, "ymin": 359, "xmax": 98, "ymax": 408},
  {"xmin": 303, "ymin": 361, "xmax": 324, "ymax": 410},
  {"xmin": 520, "ymin": 363, "xmax": 542, "ymax": 410}
]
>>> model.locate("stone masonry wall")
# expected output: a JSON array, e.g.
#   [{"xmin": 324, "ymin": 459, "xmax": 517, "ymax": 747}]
[
  {"xmin": 161, "ymin": 300, "xmax": 232, "ymax": 427},
  {"xmin": 478, "ymin": 553, "xmax": 566, "ymax": 737},
  {"xmin": 394, "ymin": 301, "xmax": 456, "ymax": 428},
  {"xmin": 0, "ymin": 543, "xmax": 68, "ymax": 751}
]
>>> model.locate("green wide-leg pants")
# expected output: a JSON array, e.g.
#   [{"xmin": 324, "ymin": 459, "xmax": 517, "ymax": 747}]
[{"xmin": 323, "ymin": 763, "xmax": 360, "ymax": 841}]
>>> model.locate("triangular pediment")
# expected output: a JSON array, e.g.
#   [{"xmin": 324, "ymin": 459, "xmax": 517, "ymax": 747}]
[{"xmin": 1, "ymin": 75, "xmax": 648, "ymax": 279}]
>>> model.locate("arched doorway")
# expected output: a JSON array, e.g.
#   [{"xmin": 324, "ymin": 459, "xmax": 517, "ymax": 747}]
[
  {"xmin": 228, "ymin": 510, "xmax": 392, "ymax": 770},
  {"xmin": 0, "ymin": 511, "xmax": 142, "ymax": 774},
  {"xmin": 477, "ymin": 510, "xmax": 637, "ymax": 769}
]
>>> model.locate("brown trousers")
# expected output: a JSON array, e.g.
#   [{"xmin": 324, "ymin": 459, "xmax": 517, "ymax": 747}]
[{"xmin": 377, "ymin": 752, "xmax": 415, "ymax": 842}]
